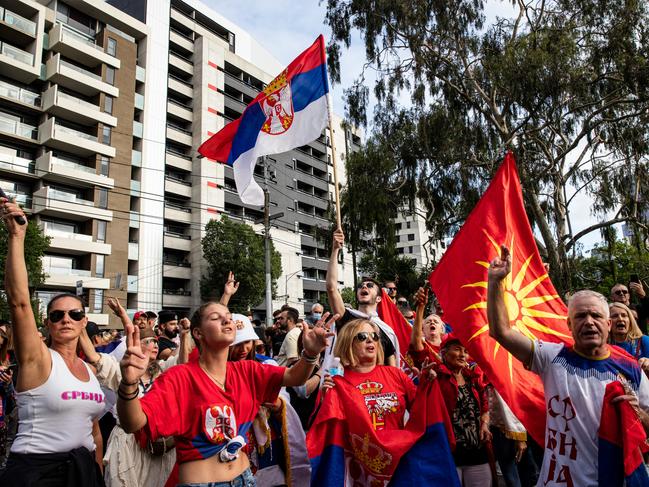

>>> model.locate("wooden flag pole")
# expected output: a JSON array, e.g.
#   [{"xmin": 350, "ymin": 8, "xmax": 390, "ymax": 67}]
[{"xmin": 326, "ymin": 92, "xmax": 342, "ymax": 230}]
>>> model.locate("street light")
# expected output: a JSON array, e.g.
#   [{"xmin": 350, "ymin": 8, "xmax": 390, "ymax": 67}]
[{"xmin": 284, "ymin": 270, "xmax": 303, "ymax": 304}]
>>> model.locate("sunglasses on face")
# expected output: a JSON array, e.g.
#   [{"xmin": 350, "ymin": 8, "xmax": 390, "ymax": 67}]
[
  {"xmin": 614, "ymin": 289, "xmax": 629, "ymax": 296},
  {"xmin": 357, "ymin": 282, "xmax": 376, "ymax": 290},
  {"xmin": 387, "ymin": 287, "xmax": 397, "ymax": 293},
  {"xmin": 141, "ymin": 337, "xmax": 158, "ymax": 346},
  {"xmin": 354, "ymin": 331, "xmax": 380, "ymax": 342},
  {"xmin": 49, "ymin": 309, "xmax": 85, "ymax": 323}
]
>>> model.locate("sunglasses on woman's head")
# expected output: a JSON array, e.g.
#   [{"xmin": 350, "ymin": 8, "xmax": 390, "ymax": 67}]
[
  {"xmin": 357, "ymin": 282, "xmax": 376, "ymax": 290},
  {"xmin": 354, "ymin": 331, "xmax": 380, "ymax": 342},
  {"xmin": 48, "ymin": 309, "xmax": 85, "ymax": 323}
]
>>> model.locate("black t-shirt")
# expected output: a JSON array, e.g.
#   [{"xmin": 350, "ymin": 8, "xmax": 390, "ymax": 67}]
[
  {"xmin": 336, "ymin": 309, "xmax": 396, "ymax": 363},
  {"xmin": 157, "ymin": 336, "xmax": 177, "ymax": 359}
]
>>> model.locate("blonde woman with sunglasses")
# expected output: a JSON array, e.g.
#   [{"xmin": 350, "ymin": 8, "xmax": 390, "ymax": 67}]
[{"xmin": 0, "ymin": 198, "xmax": 105, "ymax": 487}]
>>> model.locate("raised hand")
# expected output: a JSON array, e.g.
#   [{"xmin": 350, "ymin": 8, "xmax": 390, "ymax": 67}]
[
  {"xmin": 303, "ymin": 314, "xmax": 338, "ymax": 355},
  {"xmin": 332, "ymin": 228, "xmax": 344, "ymax": 251},
  {"xmin": 414, "ymin": 287, "xmax": 428, "ymax": 310},
  {"xmin": 223, "ymin": 271, "xmax": 240, "ymax": 297},
  {"xmin": 630, "ymin": 281, "xmax": 646, "ymax": 298},
  {"xmin": 119, "ymin": 323, "xmax": 148, "ymax": 384},
  {"xmin": 488, "ymin": 245, "xmax": 511, "ymax": 283},
  {"xmin": 313, "ymin": 311, "xmax": 336, "ymax": 332},
  {"xmin": 0, "ymin": 198, "xmax": 27, "ymax": 238},
  {"xmin": 107, "ymin": 297, "xmax": 126, "ymax": 317},
  {"xmin": 179, "ymin": 317, "xmax": 190, "ymax": 333}
]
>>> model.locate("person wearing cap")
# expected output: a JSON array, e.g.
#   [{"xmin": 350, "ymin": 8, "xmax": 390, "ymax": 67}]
[
  {"xmin": 132, "ymin": 311, "xmax": 148, "ymax": 331},
  {"xmin": 326, "ymin": 228, "xmax": 398, "ymax": 366},
  {"xmin": 435, "ymin": 334, "xmax": 493, "ymax": 486},
  {"xmin": 78, "ymin": 298, "xmax": 192, "ymax": 487},
  {"xmin": 156, "ymin": 311, "xmax": 179, "ymax": 361},
  {"xmin": 86, "ymin": 322, "xmax": 104, "ymax": 348}
]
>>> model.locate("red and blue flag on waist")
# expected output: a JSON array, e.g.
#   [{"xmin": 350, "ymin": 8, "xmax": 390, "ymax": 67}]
[
  {"xmin": 306, "ymin": 375, "xmax": 459, "ymax": 486},
  {"xmin": 198, "ymin": 35, "xmax": 329, "ymax": 206}
]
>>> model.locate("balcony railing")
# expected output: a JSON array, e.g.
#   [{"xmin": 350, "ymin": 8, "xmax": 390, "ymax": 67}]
[
  {"xmin": 0, "ymin": 79, "xmax": 40, "ymax": 106},
  {"xmin": 167, "ymin": 123, "xmax": 192, "ymax": 135},
  {"xmin": 1, "ymin": 7, "xmax": 36, "ymax": 36},
  {"xmin": 164, "ymin": 259, "xmax": 191, "ymax": 267},
  {"xmin": 57, "ymin": 90, "xmax": 101, "ymax": 113},
  {"xmin": 55, "ymin": 123, "xmax": 97, "ymax": 142},
  {"xmin": 168, "ymin": 98, "xmax": 192, "ymax": 110},
  {"xmin": 53, "ymin": 156, "xmax": 97, "ymax": 174},
  {"xmin": 165, "ymin": 175, "xmax": 191, "ymax": 186},
  {"xmin": 0, "ymin": 40, "xmax": 33, "ymax": 65},
  {"xmin": 13, "ymin": 193, "xmax": 32, "ymax": 208},
  {"xmin": 60, "ymin": 58, "xmax": 101, "ymax": 81},
  {"xmin": 0, "ymin": 155, "xmax": 34, "ymax": 174},
  {"xmin": 169, "ymin": 73, "xmax": 193, "ymax": 88},
  {"xmin": 0, "ymin": 113, "xmax": 37, "ymax": 139},
  {"xmin": 165, "ymin": 201, "xmax": 191, "ymax": 213},
  {"xmin": 166, "ymin": 149, "xmax": 191, "ymax": 160},
  {"xmin": 164, "ymin": 230, "xmax": 191, "ymax": 240},
  {"xmin": 43, "ymin": 222, "xmax": 93, "ymax": 241},
  {"xmin": 163, "ymin": 288, "xmax": 191, "ymax": 296},
  {"xmin": 60, "ymin": 23, "xmax": 103, "ymax": 51},
  {"xmin": 48, "ymin": 188, "xmax": 94, "ymax": 206}
]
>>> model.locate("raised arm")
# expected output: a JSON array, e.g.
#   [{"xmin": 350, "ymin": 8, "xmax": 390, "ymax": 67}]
[
  {"xmin": 116, "ymin": 323, "xmax": 149, "ymax": 433},
  {"xmin": 1, "ymin": 199, "xmax": 48, "ymax": 370},
  {"xmin": 106, "ymin": 297, "xmax": 132, "ymax": 329},
  {"xmin": 176, "ymin": 317, "xmax": 193, "ymax": 365},
  {"xmin": 410, "ymin": 287, "xmax": 427, "ymax": 352},
  {"xmin": 487, "ymin": 246, "xmax": 533, "ymax": 365},
  {"xmin": 219, "ymin": 271, "xmax": 239, "ymax": 306},
  {"xmin": 325, "ymin": 229, "xmax": 346, "ymax": 316}
]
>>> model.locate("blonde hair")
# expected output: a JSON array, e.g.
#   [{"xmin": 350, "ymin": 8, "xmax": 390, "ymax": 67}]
[
  {"xmin": 333, "ymin": 318, "xmax": 384, "ymax": 368},
  {"xmin": 609, "ymin": 302, "xmax": 642, "ymax": 341}
]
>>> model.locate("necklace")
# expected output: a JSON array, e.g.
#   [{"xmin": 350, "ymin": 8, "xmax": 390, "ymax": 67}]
[{"xmin": 199, "ymin": 361, "xmax": 226, "ymax": 391}]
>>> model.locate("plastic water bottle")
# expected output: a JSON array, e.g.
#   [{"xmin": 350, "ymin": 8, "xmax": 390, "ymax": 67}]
[{"xmin": 328, "ymin": 357, "xmax": 344, "ymax": 377}]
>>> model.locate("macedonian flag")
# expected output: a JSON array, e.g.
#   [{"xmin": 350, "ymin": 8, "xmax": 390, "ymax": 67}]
[{"xmin": 428, "ymin": 152, "xmax": 572, "ymax": 444}]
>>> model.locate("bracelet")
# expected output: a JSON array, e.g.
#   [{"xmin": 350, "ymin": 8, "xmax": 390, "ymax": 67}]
[
  {"xmin": 120, "ymin": 378, "xmax": 138, "ymax": 387},
  {"xmin": 301, "ymin": 350, "xmax": 319, "ymax": 364},
  {"xmin": 117, "ymin": 386, "xmax": 139, "ymax": 401}
]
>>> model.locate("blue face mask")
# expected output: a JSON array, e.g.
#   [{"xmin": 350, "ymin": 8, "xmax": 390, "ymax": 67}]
[{"xmin": 312, "ymin": 313, "xmax": 322, "ymax": 321}]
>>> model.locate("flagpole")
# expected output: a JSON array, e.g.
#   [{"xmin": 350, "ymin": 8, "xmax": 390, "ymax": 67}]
[{"xmin": 326, "ymin": 92, "xmax": 342, "ymax": 231}]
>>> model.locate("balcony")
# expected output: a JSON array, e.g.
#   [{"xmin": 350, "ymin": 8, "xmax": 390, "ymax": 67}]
[
  {"xmin": 0, "ymin": 7, "xmax": 36, "ymax": 42},
  {"xmin": 166, "ymin": 123, "xmax": 192, "ymax": 146},
  {"xmin": 168, "ymin": 74, "xmax": 193, "ymax": 98},
  {"xmin": 48, "ymin": 23, "xmax": 120, "ymax": 69},
  {"xmin": 134, "ymin": 93, "xmax": 144, "ymax": 110},
  {"xmin": 169, "ymin": 27, "xmax": 194, "ymax": 53},
  {"xmin": 167, "ymin": 99, "xmax": 192, "ymax": 122},
  {"xmin": 41, "ymin": 222, "xmax": 111, "ymax": 255},
  {"xmin": 36, "ymin": 152, "xmax": 114, "ymax": 188},
  {"xmin": 164, "ymin": 232, "xmax": 192, "ymax": 251},
  {"xmin": 45, "ymin": 53, "xmax": 119, "ymax": 97},
  {"xmin": 129, "ymin": 211, "xmax": 139, "ymax": 228},
  {"xmin": 127, "ymin": 275, "xmax": 138, "ymax": 293},
  {"xmin": 136, "ymin": 65, "xmax": 146, "ymax": 83},
  {"xmin": 132, "ymin": 149, "xmax": 142, "ymax": 167},
  {"xmin": 169, "ymin": 52, "xmax": 193, "ymax": 75},
  {"xmin": 0, "ymin": 148, "xmax": 34, "ymax": 176},
  {"xmin": 0, "ymin": 78, "xmax": 40, "ymax": 109},
  {"xmin": 164, "ymin": 201, "xmax": 192, "ymax": 223},
  {"xmin": 128, "ymin": 242, "xmax": 138, "ymax": 260},
  {"xmin": 162, "ymin": 288, "xmax": 192, "ymax": 307},
  {"xmin": 163, "ymin": 262, "xmax": 192, "ymax": 280},
  {"xmin": 165, "ymin": 175, "xmax": 191, "ymax": 198},
  {"xmin": 0, "ymin": 112, "xmax": 37, "ymax": 142},
  {"xmin": 38, "ymin": 117, "xmax": 116, "ymax": 158},
  {"xmin": 130, "ymin": 179, "xmax": 140, "ymax": 196},
  {"xmin": 43, "ymin": 269, "xmax": 110, "ymax": 290},
  {"xmin": 0, "ymin": 39, "xmax": 38, "ymax": 82},
  {"xmin": 42, "ymin": 85, "xmax": 116, "ymax": 127},
  {"xmin": 133, "ymin": 121, "xmax": 143, "ymax": 138},
  {"xmin": 166, "ymin": 150, "xmax": 192, "ymax": 171},
  {"xmin": 33, "ymin": 186, "xmax": 113, "ymax": 222}
]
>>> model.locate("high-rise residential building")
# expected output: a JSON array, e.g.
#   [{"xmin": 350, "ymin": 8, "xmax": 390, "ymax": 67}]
[
  {"xmin": 106, "ymin": 0, "xmax": 361, "ymax": 317},
  {"xmin": 395, "ymin": 203, "xmax": 445, "ymax": 271},
  {"xmin": 0, "ymin": 0, "xmax": 147, "ymax": 327}
]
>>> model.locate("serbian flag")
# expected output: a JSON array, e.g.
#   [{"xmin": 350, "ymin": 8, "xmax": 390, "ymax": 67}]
[
  {"xmin": 428, "ymin": 152, "xmax": 574, "ymax": 444},
  {"xmin": 307, "ymin": 376, "xmax": 459, "ymax": 486},
  {"xmin": 198, "ymin": 35, "xmax": 329, "ymax": 206},
  {"xmin": 598, "ymin": 381, "xmax": 649, "ymax": 487},
  {"xmin": 377, "ymin": 290, "xmax": 418, "ymax": 375}
]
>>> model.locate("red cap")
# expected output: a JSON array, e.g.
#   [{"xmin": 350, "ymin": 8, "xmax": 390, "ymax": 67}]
[
  {"xmin": 133, "ymin": 311, "xmax": 147, "ymax": 320},
  {"xmin": 440, "ymin": 333, "xmax": 462, "ymax": 350}
]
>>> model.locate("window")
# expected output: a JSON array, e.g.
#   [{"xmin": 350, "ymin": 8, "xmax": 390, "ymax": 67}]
[
  {"xmin": 105, "ymin": 67, "xmax": 115, "ymax": 85},
  {"xmin": 99, "ymin": 156, "xmax": 110, "ymax": 176},
  {"xmin": 104, "ymin": 96, "xmax": 113, "ymax": 115},
  {"xmin": 93, "ymin": 289, "xmax": 104, "ymax": 313},
  {"xmin": 95, "ymin": 255, "xmax": 105, "ymax": 278},
  {"xmin": 106, "ymin": 38, "xmax": 117, "ymax": 56},
  {"xmin": 395, "ymin": 235, "xmax": 400, "ymax": 242},
  {"xmin": 102, "ymin": 126, "xmax": 111, "ymax": 144},
  {"xmin": 96, "ymin": 220, "xmax": 106, "ymax": 242},
  {"xmin": 395, "ymin": 223, "xmax": 402, "ymax": 230},
  {"xmin": 98, "ymin": 188, "xmax": 108, "ymax": 209},
  {"xmin": 407, "ymin": 234, "xmax": 415, "ymax": 241},
  {"xmin": 406, "ymin": 222, "xmax": 411, "ymax": 229},
  {"xmin": 408, "ymin": 246, "xmax": 413, "ymax": 253}
]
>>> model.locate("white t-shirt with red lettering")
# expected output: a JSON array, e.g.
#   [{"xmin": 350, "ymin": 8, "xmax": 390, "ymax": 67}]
[{"xmin": 531, "ymin": 340, "xmax": 649, "ymax": 487}]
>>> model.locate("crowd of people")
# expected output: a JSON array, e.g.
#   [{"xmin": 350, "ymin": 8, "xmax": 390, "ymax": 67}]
[{"xmin": 2, "ymin": 198, "xmax": 649, "ymax": 486}]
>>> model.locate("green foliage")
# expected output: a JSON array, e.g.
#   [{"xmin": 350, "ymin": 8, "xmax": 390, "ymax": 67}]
[
  {"xmin": 325, "ymin": 0, "xmax": 649, "ymax": 293},
  {"xmin": 358, "ymin": 245, "xmax": 420, "ymax": 300},
  {"xmin": 0, "ymin": 219, "xmax": 50, "ymax": 324},
  {"xmin": 340, "ymin": 287, "xmax": 356, "ymax": 306},
  {"xmin": 200, "ymin": 216, "xmax": 282, "ymax": 313}
]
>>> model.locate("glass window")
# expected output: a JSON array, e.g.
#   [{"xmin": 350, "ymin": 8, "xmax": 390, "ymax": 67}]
[
  {"xmin": 95, "ymin": 255, "xmax": 105, "ymax": 278},
  {"xmin": 97, "ymin": 220, "xmax": 106, "ymax": 242},
  {"xmin": 102, "ymin": 126, "xmax": 111, "ymax": 144},
  {"xmin": 105, "ymin": 67, "xmax": 115, "ymax": 85},
  {"xmin": 98, "ymin": 188, "xmax": 108, "ymax": 209},
  {"xmin": 408, "ymin": 234, "xmax": 415, "ymax": 241},
  {"xmin": 104, "ymin": 96, "xmax": 113, "ymax": 115},
  {"xmin": 106, "ymin": 38, "xmax": 117, "ymax": 57},
  {"xmin": 99, "ymin": 156, "xmax": 110, "ymax": 176},
  {"xmin": 93, "ymin": 289, "xmax": 104, "ymax": 313}
]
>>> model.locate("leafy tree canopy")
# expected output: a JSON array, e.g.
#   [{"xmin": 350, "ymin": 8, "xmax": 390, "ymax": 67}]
[
  {"xmin": 201, "ymin": 216, "xmax": 282, "ymax": 313},
  {"xmin": 325, "ymin": 0, "xmax": 649, "ymax": 293}
]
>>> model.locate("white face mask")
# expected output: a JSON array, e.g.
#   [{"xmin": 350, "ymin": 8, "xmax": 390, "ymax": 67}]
[{"xmin": 311, "ymin": 313, "xmax": 322, "ymax": 321}]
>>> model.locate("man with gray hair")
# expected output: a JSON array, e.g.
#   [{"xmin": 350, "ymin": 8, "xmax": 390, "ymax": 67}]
[
  {"xmin": 487, "ymin": 246, "xmax": 649, "ymax": 487},
  {"xmin": 306, "ymin": 303, "xmax": 323, "ymax": 327}
]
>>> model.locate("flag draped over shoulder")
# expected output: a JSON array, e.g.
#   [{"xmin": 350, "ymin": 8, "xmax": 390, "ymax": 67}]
[
  {"xmin": 307, "ymin": 376, "xmax": 459, "ymax": 487},
  {"xmin": 428, "ymin": 152, "xmax": 574, "ymax": 444},
  {"xmin": 376, "ymin": 290, "xmax": 417, "ymax": 375},
  {"xmin": 598, "ymin": 381, "xmax": 649, "ymax": 487},
  {"xmin": 198, "ymin": 35, "xmax": 329, "ymax": 206}
]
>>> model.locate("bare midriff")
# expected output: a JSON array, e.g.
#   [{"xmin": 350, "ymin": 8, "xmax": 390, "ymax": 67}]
[{"xmin": 178, "ymin": 453, "xmax": 250, "ymax": 483}]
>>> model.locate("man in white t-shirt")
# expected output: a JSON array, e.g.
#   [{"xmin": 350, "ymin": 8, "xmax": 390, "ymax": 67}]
[
  {"xmin": 276, "ymin": 307, "xmax": 301, "ymax": 366},
  {"xmin": 487, "ymin": 246, "xmax": 649, "ymax": 487}
]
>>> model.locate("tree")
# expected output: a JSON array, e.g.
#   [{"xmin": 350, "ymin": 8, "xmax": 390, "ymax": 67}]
[
  {"xmin": 325, "ymin": 0, "xmax": 649, "ymax": 293},
  {"xmin": 358, "ymin": 244, "xmax": 420, "ymax": 299},
  {"xmin": 201, "ymin": 216, "xmax": 282, "ymax": 313},
  {"xmin": 0, "ymin": 219, "xmax": 50, "ymax": 324}
]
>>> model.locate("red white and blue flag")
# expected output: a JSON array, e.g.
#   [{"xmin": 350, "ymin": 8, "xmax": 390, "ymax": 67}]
[
  {"xmin": 307, "ymin": 376, "xmax": 459, "ymax": 486},
  {"xmin": 198, "ymin": 35, "xmax": 329, "ymax": 206}
]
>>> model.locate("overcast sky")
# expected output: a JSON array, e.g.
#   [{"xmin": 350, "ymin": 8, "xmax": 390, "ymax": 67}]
[{"xmin": 205, "ymin": 0, "xmax": 610, "ymax": 251}]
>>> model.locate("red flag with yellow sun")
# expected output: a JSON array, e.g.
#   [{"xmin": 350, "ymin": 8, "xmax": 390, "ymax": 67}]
[{"xmin": 428, "ymin": 152, "xmax": 573, "ymax": 444}]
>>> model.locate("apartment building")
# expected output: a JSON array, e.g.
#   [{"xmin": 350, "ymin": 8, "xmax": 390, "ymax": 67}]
[
  {"xmin": 107, "ymin": 0, "xmax": 360, "ymax": 317},
  {"xmin": 0, "ymin": 0, "xmax": 147, "ymax": 326},
  {"xmin": 395, "ymin": 203, "xmax": 445, "ymax": 271}
]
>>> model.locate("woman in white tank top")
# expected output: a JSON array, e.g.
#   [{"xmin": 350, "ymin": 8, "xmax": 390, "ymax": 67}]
[{"xmin": 0, "ymin": 199, "xmax": 105, "ymax": 487}]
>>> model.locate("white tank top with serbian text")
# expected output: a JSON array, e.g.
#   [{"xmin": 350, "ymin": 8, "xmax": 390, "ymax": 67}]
[{"xmin": 11, "ymin": 348, "xmax": 105, "ymax": 454}]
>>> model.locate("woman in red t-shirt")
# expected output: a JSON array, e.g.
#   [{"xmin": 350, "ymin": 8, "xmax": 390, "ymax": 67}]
[
  {"xmin": 116, "ymin": 301, "xmax": 334, "ymax": 486},
  {"xmin": 407, "ymin": 287, "xmax": 445, "ymax": 369}
]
